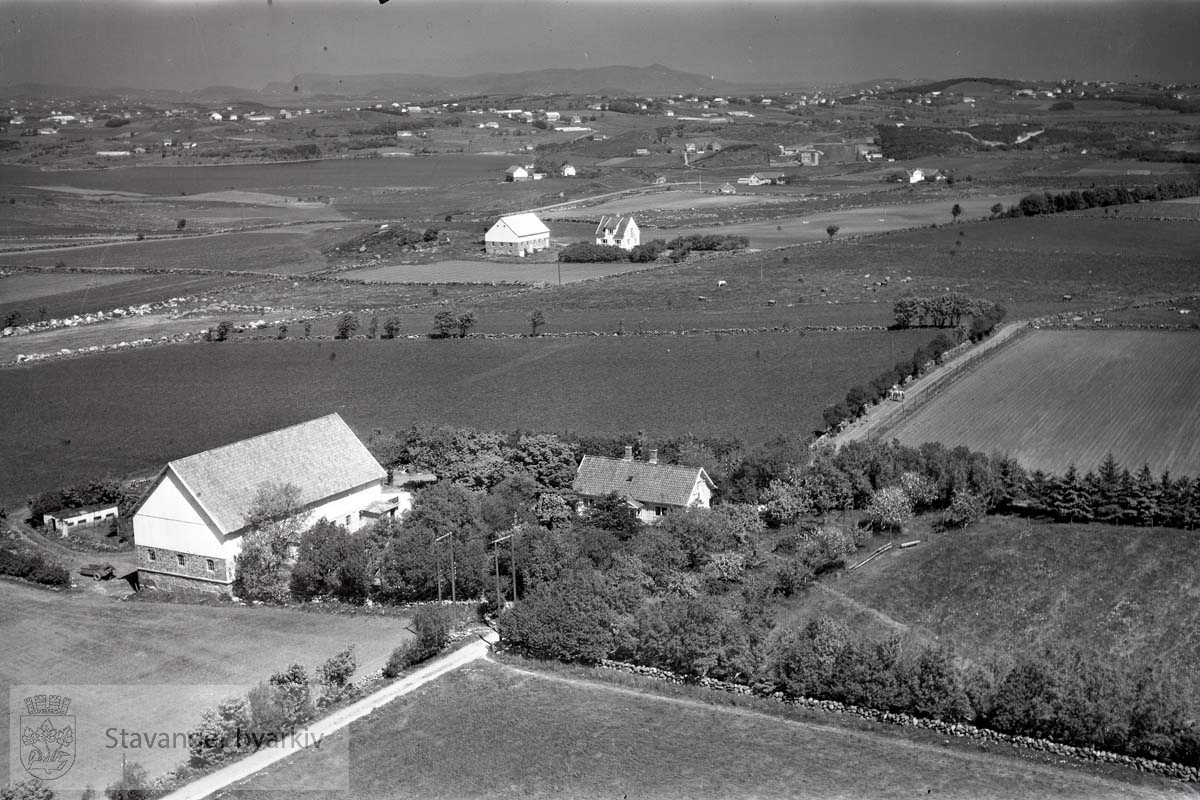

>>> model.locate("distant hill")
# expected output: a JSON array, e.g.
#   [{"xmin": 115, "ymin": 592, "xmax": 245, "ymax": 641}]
[{"xmin": 266, "ymin": 64, "xmax": 749, "ymax": 99}]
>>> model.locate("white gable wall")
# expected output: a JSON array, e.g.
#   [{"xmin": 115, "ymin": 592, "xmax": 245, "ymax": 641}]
[{"xmin": 134, "ymin": 469, "xmax": 225, "ymax": 558}]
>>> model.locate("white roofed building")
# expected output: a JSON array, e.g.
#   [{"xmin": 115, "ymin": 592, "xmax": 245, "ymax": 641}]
[
  {"xmin": 132, "ymin": 414, "xmax": 400, "ymax": 593},
  {"xmin": 485, "ymin": 213, "xmax": 551, "ymax": 257},
  {"xmin": 595, "ymin": 215, "xmax": 640, "ymax": 250}
]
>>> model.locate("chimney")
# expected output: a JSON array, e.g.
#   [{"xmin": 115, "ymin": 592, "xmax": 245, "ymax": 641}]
[
  {"xmin": 648, "ymin": 449, "xmax": 658, "ymax": 465},
  {"xmin": 623, "ymin": 445, "xmax": 634, "ymax": 461}
]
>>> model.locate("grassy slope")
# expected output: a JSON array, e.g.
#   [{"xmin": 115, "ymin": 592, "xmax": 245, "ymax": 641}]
[
  {"xmin": 824, "ymin": 516, "xmax": 1200, "ymax": 675},
  {"xmin": 233, "ymin": 658, "xmax": 1185, "ymax": 800},
  {"xmin": 0, "ymin": 580, "xmax": 412, "ymax": 783}
]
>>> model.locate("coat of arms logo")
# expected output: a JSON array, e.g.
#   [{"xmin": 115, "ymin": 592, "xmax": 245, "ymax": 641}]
[{"xmin": 19, "ymin": 694, "xmax": 75, "ymax": 780}]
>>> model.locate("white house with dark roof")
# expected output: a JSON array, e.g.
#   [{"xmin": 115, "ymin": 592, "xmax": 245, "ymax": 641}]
[
  {"xmin": 594, "ymin": 215, "xmax": 640, "ymax": 250},
  {"xmin": 572, "ymin": 447, "xmax": 714, "ymax": 524},
  {"xmin": 132, "ymin": 413, "xmax": 398, "ymax": 592},
  {"xmin": 485, "ymin": 212, "xmax": 551, "ymax": 257}
]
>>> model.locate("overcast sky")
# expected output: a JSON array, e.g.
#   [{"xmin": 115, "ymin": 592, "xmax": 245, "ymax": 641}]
[{"xmin": 2, "ymin": 0, "xmax": 1196, "ymax": 91}]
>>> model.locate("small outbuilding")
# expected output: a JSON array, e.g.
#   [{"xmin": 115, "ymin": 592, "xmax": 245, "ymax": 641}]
[
  {"xmin": 504, "ymin": 165, "xmax": 530, "ymax": 182},
  {"xmin": 44, "ymin": 505, "xmax": 119, "ymax": 537}
]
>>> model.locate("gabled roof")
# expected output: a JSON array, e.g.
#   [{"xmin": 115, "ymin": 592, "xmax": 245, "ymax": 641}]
[
  {"xmin": 595, "ymin": 215, "xmax": 636, "ymax": 237},
  {"xmin": 139, "ymin": 414, "xmax": 384, "ymax": 536},
  {"xmin": 491, "ymin": 212, "xmax": 549, "ymax": 238},
  {"xmin": 572, "ymin": 455, "xmax": 713, "ymax": 508},
  {"xmin": 505, "ymin": 165, "xmax": 528, "ymax": 175}
]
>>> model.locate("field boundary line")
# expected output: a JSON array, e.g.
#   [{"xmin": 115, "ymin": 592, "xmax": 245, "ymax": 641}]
[
  {"xmin": 832, "ymin": 321, "xmax": 1033, "ymax": 447},
  {"xmin": 159, "ymin": 630, "xmax": 499, "ymax": 800}
]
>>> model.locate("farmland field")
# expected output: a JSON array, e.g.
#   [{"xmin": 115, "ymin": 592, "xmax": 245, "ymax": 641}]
[
  {"xmin": 885, "ymin": 329, "xmax": 1200, "ymax": 474},
  {"xmin": 0, "ymin": 580, "xmax": 412, "ymax": 788},
  {"xmin": 344, "ymin": 258, "xmax": 655, "ymax": 284},
  {"xmin": 0, "ymin": 155, "xmax": 513, "ymax": 196},
  {"xmin": 0, "ymin": 330, "xmax": 934, "ymax": 503},
  {"xmin": 0, "ymin": 228, "xmax": 339, "ymax": 274},
  {"xmin": 233, "ymin": 657, "xmax": 1182, "ymax": 800},
  {"xmin": 0, "ymin": 271, "xmax": 254, "ymax": 322}
]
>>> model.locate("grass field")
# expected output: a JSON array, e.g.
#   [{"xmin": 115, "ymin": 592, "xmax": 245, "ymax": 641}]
[
  {"xmin": 819, "ymin": 516, "xmax": 1200, "ymax": 678},
  {"xmin": 232, "ymin": 657, "xmax": 1184, "ymax": 800},
  {"xmin": 0, "ymin": 580, "xmax": 411, "ymax": 788},
  {"xmin": 0, "ymin": 330, "xmax": 933, "ymax": 503},
  {"xmin": 344, "ymin": 258, "xmax": 654, "ymax": 284},
  {"xmin": 0, "ymin": 271, "xmax": 254, "ymax": 323},
  {"xmin": 885, "ymin": 329, "xmax": 1200, "ymax": 475},
  {"xmin": 0, "ymin": 228, "xmax": 338, "ymax": 275}
]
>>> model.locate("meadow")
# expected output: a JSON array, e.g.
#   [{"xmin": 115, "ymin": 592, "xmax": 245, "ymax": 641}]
[
  {"xmin": 0, "ymin": 271, "xmax": 254, "ymax": 323},
  {"xmin": 231, "ymin": 657, "xmax": 1182, "ymax": 800},
  {"xmin": 0, "ymin": 329, "xmax": 933, "ymax": 503},
  {"xmin": 812, "ymin": 516, "xmax": 1200, "ymax": 681},
  {"xmin": 344, "ymin": 258, "xmax": 653, "ymax": 284},
  {"xmin": 0, "ymin": 580, "xmax": 411, "ymax": 788},
  {"xmin": 0, "ymin": 228, "xmax": 340, "ymax": 274},
  {"xmin": 885, "ymin": 329, "xmax": 1200, "ymax": 475}
]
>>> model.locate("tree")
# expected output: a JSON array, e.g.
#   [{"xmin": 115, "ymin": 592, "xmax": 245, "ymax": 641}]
[
  {"xmin": 317, "ymin": 645, "xmax": 358, "ymax": 702},
  {"xmin": 336, "ymin": 314, "xmax": 359, "ymax": 340},
  {"xmin": 865, "ymin": 485, "xmax": 914, "ymax": 532},
  {"xmin": 176, "ymin": 219, "xmax": 187, "ymax": 230},
  {"xmin": 104, "ymin": 759, "xmax": 150, "ymax": 800},
  {"xmin": 433, "ymin": 309, "xmax": 457, "ymax": 338},
  {"xmin": 825, "ymin": 224, "xmax": 840, "ymax": 241},
  {"xmin": 383, "ymin": 315, "xmax": 402, "ymax": 339},
  {"xmin": 276, "ymin": 323, "xmax": 288, "ymax": 340},
  {"xmin": 951, "ymin": 203, "xmax": 962, "ymax": 223},
  {"xmin": 990, "ymin": 202, "xmax": 1004, "ymax": 217},
  {"xmin": 367, "ymin": 315, "xmax": 379, "ymax": 339},
  {"xmin": 289, "ymin": 519, "xmax": 360, "ymax": 600},
  {"xmin": 943, "ymin": 489, "xmax": 988, "ymax": 529},
  {"xmin": 303, "ymin": 320, "xmax": 312, "ymax": 337},
  {"xmin": 528, "ymin": 308, "xmax": 546, "ymax": 336},
  {"xmin": 0, "ymin": 779, "xmax": 53, "ymax": 800},
  {"xmin": 233, "ymin": 483, "xmax": 309, "ymax": 602},
  {"xmin": 456, "ymin": 310, "xmax": 477, "ymax": 338},
  {"xmin": 498, "ymin": 571, "xmax": 617, "ymax": 663}
]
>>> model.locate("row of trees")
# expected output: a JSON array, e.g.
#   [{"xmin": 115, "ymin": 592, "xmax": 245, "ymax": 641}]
[
  {"xmin": 558, "ymin": 239, "xmax": 672, "ymax": 264},
  {"xmin": 820, "ymin": 333, "xmax": 959, "ymax": 432},
  {"xmin": 891, "ymin": 293, "xmax": 1004, "ymax": 330},
  {"xmin": 1002, "ymin": 179, "xmax": 1200, "ymax": 218},
  {"xmin": 1024, "ymin": 456, "xmax": 1200, "ymax": 529}
]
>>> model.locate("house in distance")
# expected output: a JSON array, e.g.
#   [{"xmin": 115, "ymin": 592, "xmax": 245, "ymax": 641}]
[
  {"xmin": 131, "ymin": 413, "xmax": 406, "ymax": 593},
  {"xmin": 485, "ymin": 212, "xmax": 551, "ymax": 257},
  {"xmin": 572, "ymin": 447, "xmax": 714, "ymax": 524},
  {"xmin": 594, "ymin": 215, "xmax": 640, "ymax": 250}
]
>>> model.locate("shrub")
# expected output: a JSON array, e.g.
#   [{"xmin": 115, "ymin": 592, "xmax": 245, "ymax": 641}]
[
  {"xmin": 499, "ymin": 572, "xmax": 616, "ymax": 663},
  {"xmin": 558, "ymin": 242, "xmax": 628, "ymax": 263}
]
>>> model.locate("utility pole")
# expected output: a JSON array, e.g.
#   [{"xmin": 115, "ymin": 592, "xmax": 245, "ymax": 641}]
[
  {"xmin": 435, "ymin": 531, "xmax": 455, "ymax": 602},
  {"xmin": 492, "ymin": 531, "xmax": 515, "ymax": 603}
]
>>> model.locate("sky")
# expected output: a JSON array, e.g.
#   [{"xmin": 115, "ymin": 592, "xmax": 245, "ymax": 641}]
[{"xmin": 1, "ymin": 0, "xmax": 1197, "ymax": 92}]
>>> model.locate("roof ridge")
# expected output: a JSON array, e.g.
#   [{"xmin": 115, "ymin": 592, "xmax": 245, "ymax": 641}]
[{"xmin": 169, "ymin": 413, "xmax": 343, "ymax": 467}]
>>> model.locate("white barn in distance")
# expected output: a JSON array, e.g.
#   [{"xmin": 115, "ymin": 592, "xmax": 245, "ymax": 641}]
[
  {"xmin": 132, "ymin": 413, "xmax": 398, "ymax": 593},
  {"xmin": 485, "ymin": 212, "xmax": 551, "ymax": 257}
]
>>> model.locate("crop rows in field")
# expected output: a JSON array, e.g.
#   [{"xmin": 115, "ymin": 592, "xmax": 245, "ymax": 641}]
[
  {"xmin": 0, "ymin": 329, "xmax": 934, "ymax": 502},
  {"xmin": 886, "ymin": 329, "xmax": 1200, "ymax": 475},
  {"xmin": 0, "ymin": 229, "xmax": 333, "ymax": 274}
]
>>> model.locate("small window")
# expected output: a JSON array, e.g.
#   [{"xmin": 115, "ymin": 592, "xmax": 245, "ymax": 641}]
[
  {"xmin": 205, "ymin": 558, "xmax": 215, "ymax": 573},
  {"xmin": 345, "ymin": 515, "xmax": 351, "ymax": 527},
  {"xmin": 655, "ymin": 506, "xmax": 668, "ymax": 517},
  {"xmin": 147, "ymin": 549, "xmax": 156, "ymax": 563},
  {"xmin": 176, "ymin": 553, "xmax": 186, "ymax": 567}
]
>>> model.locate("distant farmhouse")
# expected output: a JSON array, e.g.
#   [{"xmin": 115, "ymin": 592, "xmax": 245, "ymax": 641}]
[
  {"xmin": 132, "ymin": 414, "xmax": 406, "ymax": 593},
  {"xmin": 717, "ymin": 182, "xmax": 737, "ymax": 194},
  {"xmin": 572, "ymin": 447, "xmax": 714, "ymax": 524},
  {"xmin": 485, "ymin": 212, "xmax": 551, "ymax": 257},
  {"xmin": 560, "ymin": 163, "xmax": 577, "ymax": 177},
  {"xmin": 504, "ymin": 165, "xmax": 531, "ymax": 182},
  {"xmin": 595, "ymin": 215, "xmax": 640, "ymax": 250}
]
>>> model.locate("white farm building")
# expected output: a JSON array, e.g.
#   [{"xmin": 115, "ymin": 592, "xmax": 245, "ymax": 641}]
[
  {"xmin": 132, "ymin": 414, "xmax": 402, "ymax": 593},
  {"xmin": 484, "ymin": 213, "xmax": 551, "ymax": 257},
  {"xmin": 595, "ymin": 215, "xmax": 640, "ymax": 250}
]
